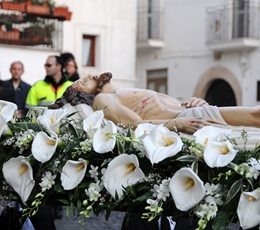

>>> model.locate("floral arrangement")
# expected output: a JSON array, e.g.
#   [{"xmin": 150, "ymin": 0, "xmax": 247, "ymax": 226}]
[{"xmin": 0, "ymin": 100, "xmax": 260, "ymax": 230}]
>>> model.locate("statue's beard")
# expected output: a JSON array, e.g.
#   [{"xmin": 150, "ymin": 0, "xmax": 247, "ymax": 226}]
[{"xmin": 94, "ymin": 72, "xmax": 112, "ymax": 95}]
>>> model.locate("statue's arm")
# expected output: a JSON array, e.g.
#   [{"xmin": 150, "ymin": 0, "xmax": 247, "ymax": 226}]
[
  {"xmin": 181, "ymin": 97, "xmax": 209, "ymax": 108},
  {"xmin": 93, "ymin": 95, "xmax": 223, "ymax": 133}
]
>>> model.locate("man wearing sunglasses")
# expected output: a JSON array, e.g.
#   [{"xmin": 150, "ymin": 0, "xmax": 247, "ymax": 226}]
[{"xmin": 25, "ymin": 55, "xmax": 73, "ymax": 109}]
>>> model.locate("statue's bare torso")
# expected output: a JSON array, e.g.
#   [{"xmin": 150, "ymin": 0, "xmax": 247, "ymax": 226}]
[
  {"xmin": 71, "ymin": 72, "xmax": 260, "ymax": 131},
  {"xmin": 93, "ymin": 88, "xmax": 184, "ymax": 120}
]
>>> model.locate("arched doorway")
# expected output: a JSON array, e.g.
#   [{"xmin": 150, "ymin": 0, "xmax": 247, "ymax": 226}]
[
  {"xmin": 193, "ymin": 66, "xmax": 242, "ymax": 106},
  {"xmin": 205, "ymin": 79, "xmax": 237, "ymax": 106}
]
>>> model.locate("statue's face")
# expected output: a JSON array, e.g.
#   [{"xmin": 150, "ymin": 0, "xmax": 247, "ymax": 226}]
[{"xmin": 72, "ymin": 75, "xmax": 98, "ymax": 94}]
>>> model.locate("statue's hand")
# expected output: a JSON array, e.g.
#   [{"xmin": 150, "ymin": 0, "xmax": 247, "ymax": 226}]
[
  {"xmin": 175, "ymin": 117, "xmax": 227, "ymax": 134},
  {"xmin": 181, "ymin": 97, "xmax": 209, "ymax": 108}
]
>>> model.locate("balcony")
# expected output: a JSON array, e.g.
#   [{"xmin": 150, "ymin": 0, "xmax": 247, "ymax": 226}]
[
  {"xmin": 206, "ymin": 1, "xmax": 260, "ymax": 51},
  {"xmin": 137, "ymin": 5, "xmax": 164, "ymax": 49},
  {"xmin": 0, "ymin": 0, "xmax": 72, "ymax": 51}
]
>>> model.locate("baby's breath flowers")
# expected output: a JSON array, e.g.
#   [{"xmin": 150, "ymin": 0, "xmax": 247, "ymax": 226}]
[{"xmin": 39, "ymin": 171, "xmax": 57, "ymax": 192}]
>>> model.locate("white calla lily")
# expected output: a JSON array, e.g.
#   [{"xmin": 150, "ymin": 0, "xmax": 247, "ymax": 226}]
[
  {"xmin": 135, "ymin": 123, "xmax": 157, "ymax": 138},
  {"xmin": 169, "ymin": 167, "xmax": 205, "ymax": 211},
  {"xmin": 193, "ymin": 126, "xmax": 232, "ymax": 145},
  {"xmin": 93, "ymin": 120, "xmax": 117, "ymax": 153},
  {"xmin": 0, "ymin": 116, "xmax": 7, "ymax": 137},
  {"xmin": 32, "ymin": 131, "xmax": 58, "ymax": 163},
  {"xmin": 0, "ymin": 100, "xmax": 17, "ymax": 122},
  {"xmin": 204, "ymin": 140, "xmax": 238, "ymax": 168},
  {"xmin": 83, "ymin": 110, "xmax": 104, "ymax": 138},
  {"xmin": 103, "ymin": 153, "xmax": 145, "ymax": 199},
  {"xmin": 133, "ymin": 123, "xmax": 157, "ymax": 153},
  {"xmin": 2, "ymin": 156, "xmax": 35, "ymax": 204},
  {"xmin": 142, "ymin": 125, "xmax": 183, "ymax": 164},
  {"xmin": 37, "ymin": 108, "xmax": 70, "ymax": 133},
  {"xmin": 61, "ymin": 158, "xmax": 88, "ymax": 190},
  {"xmin": 237, "ymin": 189, "xmax": 260, "ymax": 229}
]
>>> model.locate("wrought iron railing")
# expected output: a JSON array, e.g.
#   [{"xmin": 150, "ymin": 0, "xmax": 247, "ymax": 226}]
[
  {"xmin": 137, "ymin": 6, "xmax": 164, "ymax": 41},
  {"xmin": 206, "ymin": 1, "xmax": 260, "ymax": 43},
  {"xmin": 0, "ymin": 9, "xmax": 63, "ymax": 50}
]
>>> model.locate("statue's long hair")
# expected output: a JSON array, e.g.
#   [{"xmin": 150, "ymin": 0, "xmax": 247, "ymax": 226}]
[
  {"xmin": 49, "ymin": 72, "xmax": 112, "ymax": 109},
  {"xmin": 49, "ymin": 86, "xmax": 95, "ymax": 109}
]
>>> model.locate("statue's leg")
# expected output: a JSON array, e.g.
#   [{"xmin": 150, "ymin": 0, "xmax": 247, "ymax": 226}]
[{"xmin": 218, "ymin": 106, "xmax": 260, "ymax": 128}]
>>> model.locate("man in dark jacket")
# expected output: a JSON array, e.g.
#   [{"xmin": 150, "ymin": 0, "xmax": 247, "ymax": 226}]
[
  {"xmin": 0, "ymin": 80, "xmax": 15, "ymax": 103},
  {"xmin": 3, "ymin": 61, "xmax": 31, "ymax": 118}
]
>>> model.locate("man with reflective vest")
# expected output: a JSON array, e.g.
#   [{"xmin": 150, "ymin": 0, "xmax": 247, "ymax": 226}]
[{"xmin": 25, "ymin": 55, "xmax": 73, "ymax": 109}]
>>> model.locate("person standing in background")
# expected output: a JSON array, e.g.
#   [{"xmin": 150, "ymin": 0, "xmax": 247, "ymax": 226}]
[
  {"xmin": 64, "ymin": 58, "xmax": 80, "ymax": 82},
  {"xmin": 0, "ymin": 80, "xmax": 15, "ymax": 104},
  {"xmin": 4, "ymin": 61, "xmax": 31, "ymax": 118},
  {"xmin": 25, "ymin": 55, "xmax": 73, "ymax": 109}
]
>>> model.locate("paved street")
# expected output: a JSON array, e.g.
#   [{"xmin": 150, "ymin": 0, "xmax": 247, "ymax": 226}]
[{"xmin": 54, "ymin": 207, "xmax": 125, "ymax": 230}]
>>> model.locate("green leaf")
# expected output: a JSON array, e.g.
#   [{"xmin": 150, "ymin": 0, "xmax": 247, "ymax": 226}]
[
  {"xmin": 191, "ymin": 158, "xmax": 198, "ymax": 174},
  {"xmin": 68, "ymin": 192, "xmax": 73, "ymax": 201},
  {"xmin": 68, "ymin": 123, "xmax": 78, "ymax": 138},
  {"xmin": 70, "ymin": 202, "xmax": 75, "ymax": 216},
  {"xmin": 77, "ymin": 200, "xmax": 82, "ymax": 211},
  {"xmin": 73, "ymin": 187, "xmax": 79, "ymax": 199},
  {"xmin": 66, "ymin": 206, "xmax": 70, "ymax": 216},
  {"xmin": 130, "ymin": 186, "xmax": 136, "ymax": 197},
  {"xmin": 176, "ymin": 155, "xmax": 196, "ymax": 162},
  {"xmin": 78, "ymin": 182, "xmax": 88, "ymax": 189},
  {"xmin": 57, "ymin": 199, "xmax": 70, "ymax": 205},
  {"xmin": 224, "ymin": 178, "xmax": 243, "ymax": 206},
  {"xmin": 132, "ymin": 191, "xmax": 153, "ymax": 204},
  {"xmin": 212, "ymin": 208, "xmax": 231, "ymax": 230},
  {"xmin": 116, "ymin": 139, "xmax": 124, "ymax": 155},
  {"xmin": 246, "ymin": 177, "xmax": 254, "ymax": 190}
]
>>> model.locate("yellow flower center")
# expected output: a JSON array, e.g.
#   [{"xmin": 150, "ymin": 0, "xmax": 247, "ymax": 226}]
[
  {"xmin": 50, "ymin": 118, "xmax": 54, "ymax": 124},
  {"xmin": 47, "ymin": 139, "xmax": 56, "ymax": 146},
  {"xmin": 185, "ymin": 179, "xmax": 194, "ymax": 189},
  {"xmin": 105, "ymin": 133, "xmax": 112, "ymax": 140},
  {"xmin": 19, "ymin": 164, "xmax": 28, "ymax": 174},
  {"xmin": 220, "ymin": 146, "xmax": 229, "ymax": 154},
  {"xmin": 248, "ymin": 196, "xmax": 255, "ymax": 201},
  {"xmin": 204, "ymin": 138, "xmax": 208, "ymax": 145},
  {"xmin": 162, "ymin": 136, "xmax": 174, "ymax": 146},
  {"xmin": 144, "ymin": 130, "xmax": 147, "ymax": 134},
  {"xmin": 125, "ymin": 163, "xmax": 136, "ymax": 174},
  {"xmin": 77, "ymin": 163, "xmax": 85, "ymax": 171}
]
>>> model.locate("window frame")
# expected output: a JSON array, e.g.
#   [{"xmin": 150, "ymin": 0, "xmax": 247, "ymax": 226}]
[{"xmin": 82, "ymin": 34, "xmax": 96, "ymax": 67}]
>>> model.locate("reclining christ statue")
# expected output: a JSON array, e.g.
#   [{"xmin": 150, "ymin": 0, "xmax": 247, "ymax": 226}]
[
  {"xmin": 49, "ymin": 72, "xmax": 260, "ymax": 131},
  {"xmin": 49, "ymin": 72, "xmax": 260, "ymax": 148}
]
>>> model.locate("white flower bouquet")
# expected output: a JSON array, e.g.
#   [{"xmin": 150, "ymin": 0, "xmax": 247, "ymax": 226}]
[{"xmin": 0, "ymin": 100, "xmax": 259, "ymax": 230}]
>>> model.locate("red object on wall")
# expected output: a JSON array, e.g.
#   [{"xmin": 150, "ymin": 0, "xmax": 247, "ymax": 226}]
[
  {"xmin": 53, "ymin": 6, "xmax": 72, "ymax": 21},
  {"xmin": 0, "ymin": 2, "xmax": 26, "ymax": 12}
]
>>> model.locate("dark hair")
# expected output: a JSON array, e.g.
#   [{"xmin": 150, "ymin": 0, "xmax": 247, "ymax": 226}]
[
  {"xmin": 65, "ymin": 58, "xmax": 78, "ymax": 71},
  {"xmin": 48, "ymin": 86, "xmax": 95, "ymax": 109},
  {"xmin": 49, "ymin": 72, "xmax": 112, "ymax": 109},
  {"xmin": 54, "ymin": 55, "xmax": 64, "ymax": 70},
  {"xmin": 60, "ymin": 52, "xmax": 75, "ymax": 63},
  {"xmin": 95, "ymin": 72, "xmax": 112, "ymax": 94}
]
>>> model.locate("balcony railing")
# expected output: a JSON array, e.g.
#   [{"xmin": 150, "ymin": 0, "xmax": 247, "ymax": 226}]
[
  {"xmin": 0, "ymin": 9, "xmax": 62, "ymax": 50},
  {"xmin": 0, "ymin": 0, "xmax": 72, "ymax": 51},
  {"xmin": 137, "ymin": 6, "xmax": 164, "ymax": 42},
  {"xmin": 206, "ymin": 2, "xmax": 260, "ymax": 43}
]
